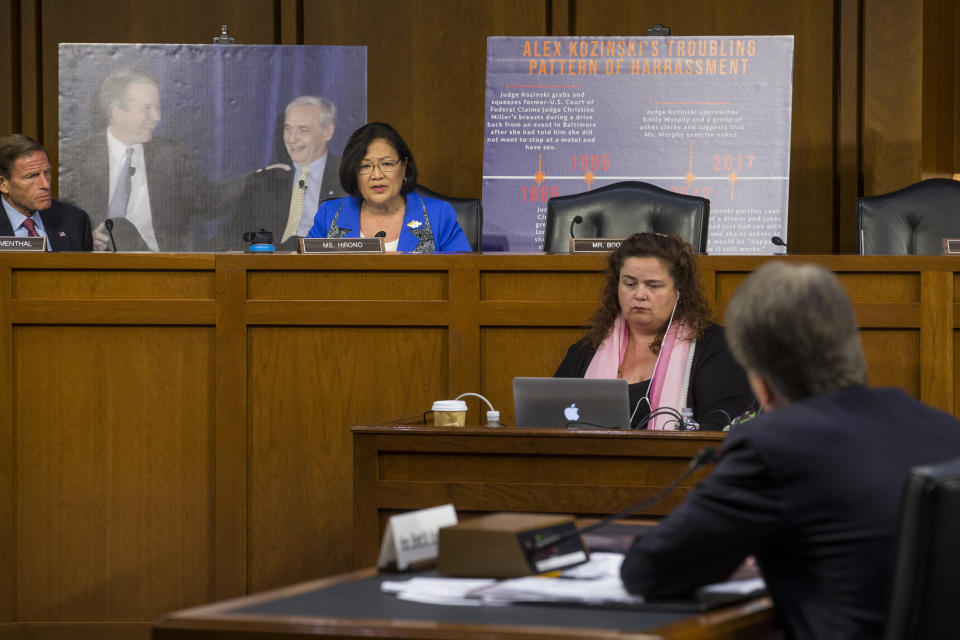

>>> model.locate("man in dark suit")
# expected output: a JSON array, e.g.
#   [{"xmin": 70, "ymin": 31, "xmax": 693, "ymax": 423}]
[
  {"xmin": 58, "ymin": 68, "xmax": 205, "ymax": 252},
  {"xmin": 0, "ymin": 134, "xmax": 92, "ymax": 251},
  {"xmin": 236, "ymin": 96, "xmax": 345, "ymax": 251},
  {"xmin": 620, "ymin": 262, "xmax": 960, "ymax": 640}
]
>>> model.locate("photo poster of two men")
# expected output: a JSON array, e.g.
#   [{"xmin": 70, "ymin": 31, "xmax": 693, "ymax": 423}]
[{"xmin": 58, "ymin": 44, "xmax": 367, "ymax": 252}]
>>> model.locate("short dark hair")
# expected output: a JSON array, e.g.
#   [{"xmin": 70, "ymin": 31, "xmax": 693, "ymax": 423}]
[
  {"xmin": 338, "ymin": 122, "xmax": 418, "ymax": 198},
  {"xmin": 0, "ymin": 134, "xmax": 46, "ymax": 179},
  {"xmin": 725, "ymin": 261, "xmax": 867, "ymax": 401},
  {"xmin": 586, "ymin": 232, "xmax": 714, "ymax": 351}
]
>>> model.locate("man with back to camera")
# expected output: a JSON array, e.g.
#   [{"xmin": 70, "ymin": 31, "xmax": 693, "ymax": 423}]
[
  {"xmin": 620, "ymin": 261, "xmax": 960, "ymax": 640},
  {"xmin": 59, "ymin": 67, "xmax": 205, "ymax": 252},
  {"xmin": 0, "ymin": 134, "xmax": 92, "ymax": 251},
  {"xmin": 237, "ymin": 95, "xmax": 345, "ymax": 250}
]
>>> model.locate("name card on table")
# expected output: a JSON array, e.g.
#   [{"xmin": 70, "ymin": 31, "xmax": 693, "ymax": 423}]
[
  {"xmin": 570, "ymin": 238, "xmax": 624, "ymax": 253},
  {"xmin": 0, "ymin": 237, "xmax": 46, "ymax": 251},
  {"xmin": 943, "ymin": 239, "xmax": 960, "ymax": 255},
  {"xmin": 378, "ymin": 503, "xmax": 458, "ymax": 571},
  {"xmin": 299, "ymin": 237, "xmax": 384, "ymax": 253}
]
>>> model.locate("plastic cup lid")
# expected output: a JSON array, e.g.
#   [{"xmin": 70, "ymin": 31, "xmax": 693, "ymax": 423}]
[{"xmin": 432, "ymin": 400, "xmax": 468, "ymax": 412}]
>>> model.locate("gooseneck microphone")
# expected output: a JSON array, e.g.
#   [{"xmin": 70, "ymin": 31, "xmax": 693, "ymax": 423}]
[
  {"xmin": 569, "ymin": 215, "xmax": 583, "ymax": 239},
  {"xmin": 771, "ymin": 236, "xmax": 792, "ymax": 252},
  {"xmin": 533, "ymin": 446, "xmax": 717, "ymax": 550},
  {"xmin": 375, "ymin": 231, "xmax": 386, "ymax": 238},
  {"xmin": 104, "ymin": 218, "xmax": 117, "ymax": 252}
]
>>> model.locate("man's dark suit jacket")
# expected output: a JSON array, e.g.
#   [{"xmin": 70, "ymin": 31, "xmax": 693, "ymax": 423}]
[
  {"xmin": 620, "ymin": 386, "xmax": 960, "ymax": 640},
  {"xmin": 59, "ymin": 133, "xmax": 206, "ymax": 251},
  {"xmin": 0, "ymin": 199, "xmax": 93, "ymax": 251},
  {"xmin": 236, "ymin": 154, "xmax": 344, "ymax": 251}
]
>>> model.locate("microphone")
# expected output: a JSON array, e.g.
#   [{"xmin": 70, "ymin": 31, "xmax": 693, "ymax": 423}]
[
  {"xmin": 569, "ymin": 215, "xmax": 583, "ymax": 239},
  {"xmin": 129, "ymin": 165, "xmax": 136, "ymax": 177},
  {"xmin": 533, "ymin": 446, "xmax": 717, "ymax": 550},
  {"xmin": 104, "ymin": 218, "xmax": 117, "ymax": 252},
  {"xmin": 771, "ymin": 236, "xmax": 792, "ymax": 252},
  {"xmin": 298, "ymin": 179, "xmax": 306, "ymax": 190},
  {"xmin": 375, "ymin": 231, "xmax": 386, "ymax": 238}
]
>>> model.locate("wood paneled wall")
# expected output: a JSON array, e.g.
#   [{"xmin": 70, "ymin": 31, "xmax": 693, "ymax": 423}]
[
  {"xmin": 3, "ymin": 0, "xmax": 958, "ymax": 253},
  {"xmin": 0, "ymin": 252, "xmax": 958, "ymax": 640}
]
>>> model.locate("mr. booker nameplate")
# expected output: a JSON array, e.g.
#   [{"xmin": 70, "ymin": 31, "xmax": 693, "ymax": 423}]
[
  {"xmin": 570, "ymin": 238, "xmax": 624, "ymax": 253},
  {"xmin": 0, "ymin": 236, "xmax": 46, "ymax": 251},
  {"xmin": 299, "ymin": 237, "xmax": 384, "ymax": 253}
]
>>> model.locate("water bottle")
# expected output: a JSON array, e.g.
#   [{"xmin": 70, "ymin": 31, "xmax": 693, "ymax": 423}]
[
  {"xmin": 485, "ymin": 410, "xmax": 506, "ymax": 427},
  {"xmin": 680, "ymin": 408, "xmax": 700, "ymax": 431}
]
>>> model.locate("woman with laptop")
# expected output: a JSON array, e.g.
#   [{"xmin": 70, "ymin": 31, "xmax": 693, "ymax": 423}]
[{"xmin": 554, "ymin": 232, "xmax": 753, "ymax": 429}]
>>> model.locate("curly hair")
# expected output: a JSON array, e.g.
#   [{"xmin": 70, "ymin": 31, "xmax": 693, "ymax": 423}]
[{"xmin": 585, "ymin": 232, "xmax": 714, "ymax": 351}]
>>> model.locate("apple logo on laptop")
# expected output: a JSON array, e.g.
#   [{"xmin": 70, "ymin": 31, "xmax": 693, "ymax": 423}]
[{"xmin": 564, "ymin": 403, "xmax": 580, "ymax": 422}]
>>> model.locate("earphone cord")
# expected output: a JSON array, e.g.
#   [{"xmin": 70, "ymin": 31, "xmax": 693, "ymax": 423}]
[{"xmin": 628, "ymin": 293, "xmax": 681, "ymax": 426}]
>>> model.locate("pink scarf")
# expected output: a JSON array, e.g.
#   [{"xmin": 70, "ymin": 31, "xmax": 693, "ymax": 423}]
[{"xmin": 585, "ymin": 315, "xmax": 696, "ymax": 429}]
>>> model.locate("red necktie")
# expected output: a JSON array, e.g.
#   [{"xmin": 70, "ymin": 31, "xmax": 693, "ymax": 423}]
[{"xmin": 22, "ymin": 217, "xmax": 39, "ymax": 237}]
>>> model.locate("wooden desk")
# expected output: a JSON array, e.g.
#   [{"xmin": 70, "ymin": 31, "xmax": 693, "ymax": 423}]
[
  {"xmin": 152, "ymin": 567, "xmax": 777, "ymax": 640},
  {"xmin": 1, "ymin": 252, "xmax": 955, "ymax": 640},
  {"xmin": 353, "ymin": 425, "xmax": 725, "ymax": 567}
]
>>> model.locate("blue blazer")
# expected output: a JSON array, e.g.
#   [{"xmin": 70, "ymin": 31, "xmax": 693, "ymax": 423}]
[{"xmin": 306, "ymin": 192, "xmax": 471, "ymax": 253}]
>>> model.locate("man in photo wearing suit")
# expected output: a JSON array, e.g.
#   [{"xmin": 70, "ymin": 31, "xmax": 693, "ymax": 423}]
[
  {"xmin": 238, "ymin": 95, "xmax": 345, "ymax": 251},
  {"xmin": 59, "ymin": 67, "xmax": 206, "ymax": 252},
  {"xmin": 0, "ymin": 134, "xmax": 92, "ymax": 251},
  {"xmin": 620, "ymin": 262, "xmax": 960, "ymax": 640}
]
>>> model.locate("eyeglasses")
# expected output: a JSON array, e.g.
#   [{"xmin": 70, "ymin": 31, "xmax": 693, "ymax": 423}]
[{"xmin": 358, "ymin": 158, "xmax": 402, "ymax": 174}]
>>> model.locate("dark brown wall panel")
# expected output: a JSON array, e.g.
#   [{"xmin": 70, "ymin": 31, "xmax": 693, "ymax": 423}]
[
  {"xmin": 1, "ymin": 0, "xmax": 16, "ymax": 134},
  {"xmin": 862, "ymin": 0, "xmax": 923, "ymax": 196},
  {"xmin": 573, "ymin": 0, "xmax": 836, "ymax": 251},
  {"xmin": 304, "ymin": 0, "xmax": 550, "ymax": 200}
]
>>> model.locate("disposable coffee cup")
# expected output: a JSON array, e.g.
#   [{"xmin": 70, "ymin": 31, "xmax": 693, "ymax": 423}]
[{"xmin": 432, "ymin": 400, "xmax": 468, "ymax": 427}]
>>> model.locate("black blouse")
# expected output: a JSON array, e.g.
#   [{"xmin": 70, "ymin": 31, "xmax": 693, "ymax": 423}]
[{"xmin": 553, "ymin": 324, "xmax": 754, "ymax": 429}]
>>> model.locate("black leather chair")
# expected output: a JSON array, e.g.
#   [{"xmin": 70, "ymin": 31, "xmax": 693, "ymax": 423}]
[
  {"xmin": 543, "ymin": 181, "xmax": 709, "ymax": 253},
  {"xmin": 884, "ymin": 456, "xmax": 960, "ymax": 640},
  {"xmin": 415, "ymin": 185, "xmax": 482, "ymax": 251},
  {"xmin": 857, "ymin": 178, "xmax": 960, "ymax": 255}
]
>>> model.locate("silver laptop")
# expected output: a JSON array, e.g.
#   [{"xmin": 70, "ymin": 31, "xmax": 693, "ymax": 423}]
[{"xmin": 513, "ymin": 377, "xmax": 631, "ymax": 429}]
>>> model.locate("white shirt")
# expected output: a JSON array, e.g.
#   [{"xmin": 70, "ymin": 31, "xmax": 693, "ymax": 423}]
[
  {"xmin": 107, "ymin": 129, "xmax": 160, "ymax": 251},
  {"xmin": 293, "ymin": 154, "xmax": 329, "ymax": 236}
]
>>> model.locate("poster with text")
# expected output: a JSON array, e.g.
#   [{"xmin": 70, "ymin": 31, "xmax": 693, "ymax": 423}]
[
  {"xmin": 59, "ymin": 44, "xmax": 366, "ymax": 252},
  {"xmin": 481, "ymin": 36, "xmax": 794, "ymax": 253}
]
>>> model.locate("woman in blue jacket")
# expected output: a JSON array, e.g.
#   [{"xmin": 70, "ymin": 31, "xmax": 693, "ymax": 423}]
[{"xmin": 307, "ymin": 122, "xmax": 470, "ymax": 253}]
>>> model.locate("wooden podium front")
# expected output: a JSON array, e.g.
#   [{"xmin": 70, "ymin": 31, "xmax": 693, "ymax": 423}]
[{"xmin": 353, "ymin": 425, "xmax": 725, "ymax": 567}]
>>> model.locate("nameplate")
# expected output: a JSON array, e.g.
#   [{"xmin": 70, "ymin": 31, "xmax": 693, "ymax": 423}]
[
  {"xmin": 942, "ymin": 239, "xmax": 960, "ymax": 255},
  {"xmin": 299, "ymin": 237, "xmax": 384, "ymax": 253},
  {"xmin": 377, "ymin": 503, "xmax": 458, "ymax": 571},
  {"xmin": 0, "ymin": 236, "xmax": 46, "ymax": 251},
  {"xmin": 570, "ymin": 237, "xmax": 625, "ymax": 253}
]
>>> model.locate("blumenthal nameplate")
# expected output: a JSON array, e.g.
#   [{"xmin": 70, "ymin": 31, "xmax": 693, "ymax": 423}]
[
  {"xmin": 570, "ymin": 238, "xmax": 624, "ymax": 253},
  {"xmin": 0, "ymin": 237, "xmax": 46, "ymax": 251},
  {"xmin": 300, "ymin": 237, "xmax": 384, "ymax": 254}
]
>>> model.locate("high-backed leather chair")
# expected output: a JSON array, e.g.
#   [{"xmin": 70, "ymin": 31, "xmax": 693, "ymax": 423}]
[
  {"xmin": 415, "ymin": 185, "xmax": 482, "ymax": 251},
  {"xmin": 857, "ymin": 178, "xmax": 960, "ymax": 255},
  {"xmin": 884, "ymin": 457, "xmax": 960, "ymax": 640},
  {"xmin": 543, "ymin": 181, "xmax": 709, "ymax": 253}
]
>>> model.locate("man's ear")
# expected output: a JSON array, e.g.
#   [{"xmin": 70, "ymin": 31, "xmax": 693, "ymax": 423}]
[{"xmin": 747, "ymin": 372, "xmax": 788, "ymax": 411}]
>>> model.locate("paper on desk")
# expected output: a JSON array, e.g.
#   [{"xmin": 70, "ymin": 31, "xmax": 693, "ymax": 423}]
[
  {"xmin": 473, "ymin": 553, "xmax": 767, "ymax": 608},
  {"xmin": 381, "ymin": 577, "xmax": 499, "ymax": 607}
]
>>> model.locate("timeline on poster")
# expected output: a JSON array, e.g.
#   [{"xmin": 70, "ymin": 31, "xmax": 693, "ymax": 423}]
[{"xmin": 481, "ymin": 36, "xmax": 794, "ymax": 253}]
